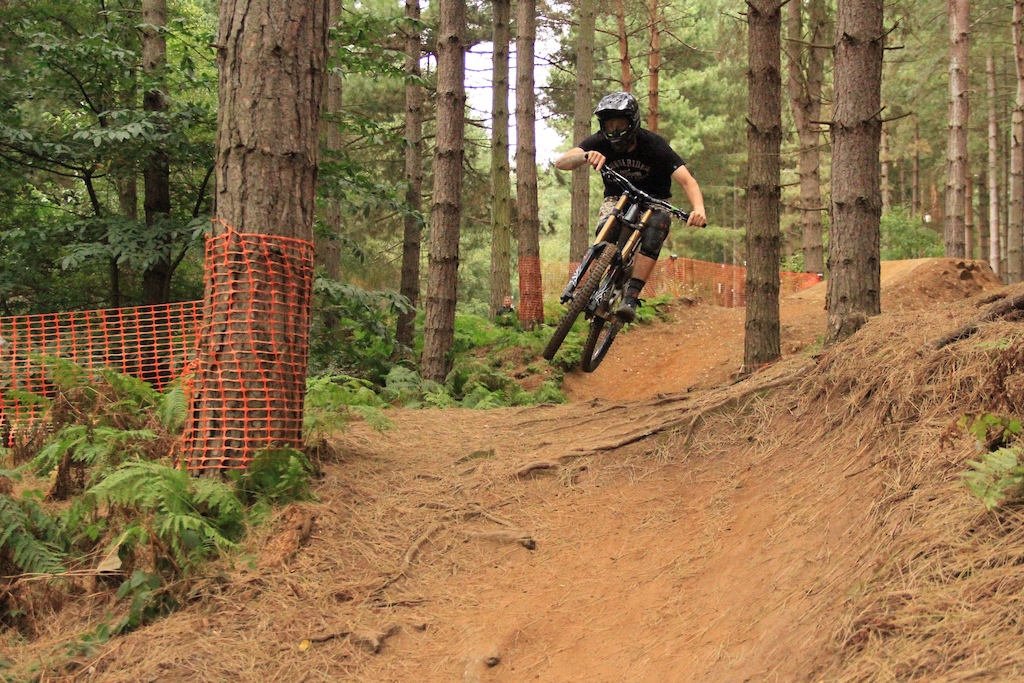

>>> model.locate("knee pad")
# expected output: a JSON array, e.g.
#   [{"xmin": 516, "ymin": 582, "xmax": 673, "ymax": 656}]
[{"xmin": 639, "ymin": 210, "xmax": 671, "ymax": 259}]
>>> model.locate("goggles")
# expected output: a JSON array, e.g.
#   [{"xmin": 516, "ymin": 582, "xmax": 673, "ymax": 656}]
[{"xmin": 601, "ymin": 118, "xmax": 631, "ymax": 139}]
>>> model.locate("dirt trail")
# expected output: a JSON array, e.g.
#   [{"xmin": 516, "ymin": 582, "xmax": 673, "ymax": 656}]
[{"xmin": 9, "ymin": 258, "xmax": 1012, "ymax": 683}]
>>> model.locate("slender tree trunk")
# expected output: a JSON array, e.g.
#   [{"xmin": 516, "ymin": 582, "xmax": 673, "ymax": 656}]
[
  {"xmin": 1010, "ymin": 0, "xmax": 1024, "ymax": 282},
  {"xmin": 421, "ymin": 0, "xmax": 466, "ymax": 382},
  {"xmin": 826, "ymin": 0, "xmax": 883, "ymax": 344},
  {"xmin": 616, "ymin": 0, "xmax": 632, "ymax": 91},
  {"xmin": 966, "ymin": 173, "xmax": 975, "ymax": 258},
  {"xmin": 912, "ymin": 118, "xmax": 920, "ymax": 219},
  {"xmin": 488, "ymin": 0, "xmax": 512, "ymax": 318},
  {"xmin": 786, "ymin": 0, "xmax": 826, "ymax": 274},
  {"xmin": 744, "ymin": 0, "xmax": 782, "ymax": 370},
  {"xmin": 569, "ymin": 0, "xmax": 596, "ymax": 263},
  {"xmin": 516, "ymin": 0, "xmax": 543, "ymax": 330},
  {"xmin": 988, "ymin": 52, "xmax": 1002, "ymax": 277},
  {"xmin": 141, "ymin": 0, "xmax": 173, "ymax": 304},
  {"xmin": 944, "ymin": 0, "xmax": 970, "ymax": 258},
  {"xmin": 647, "ymin": 0, "xmax": 661, "ymax": 132},
  {"xmin": 980, "ymin": 165, "xmax": 990, "ymax": 263},
  {"xmin": 186, "ymin": 0, "xmax": 330, "ymax": 471},
  {"xmin": 397, "ymin": 0, "xmax": 424, "ymax": 344},
  {"xmin": 316, "ymin": 0, "xmax": 344, "ymax": 281},
  {"xmin": 880, "ymin": 126, "xmax": 891, "ymax": 213}
]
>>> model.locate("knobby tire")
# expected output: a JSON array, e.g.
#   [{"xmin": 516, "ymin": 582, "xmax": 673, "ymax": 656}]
[
  {"xmin": 581, "ymin": 316, "xmax": 622, "ymax": 372},
  {"xmin": 542, "ymin": 244, "xmax": 619, "ymax": 361}
]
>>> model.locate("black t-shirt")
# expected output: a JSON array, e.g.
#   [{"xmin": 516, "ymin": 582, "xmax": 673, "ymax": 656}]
[{"xmin": 579, "ymin": 129, "xmax": 686, "ymax": 199}]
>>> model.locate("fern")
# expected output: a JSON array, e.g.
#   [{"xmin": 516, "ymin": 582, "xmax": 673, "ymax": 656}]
[
  {"xmin": 156, "ymin": 385, "xmax": 188, "ymax": 434},
  {"xmin": 0, "ymin": 495, "xmax": 67, "ymax": 575},
  {"xmin": 88, "ymin": 461, "xmax": 243, "ymax": 571},
  {"xmin": 964, "ymin": 447, "xmax": 1024, "ymax": 510},
  {"xmin": 30, "ymin": 425, "xmax": 158, "ymax": 479},
  {"xmin": 98, "ymin": 368, "xmax": 160, "ymax": 409}
]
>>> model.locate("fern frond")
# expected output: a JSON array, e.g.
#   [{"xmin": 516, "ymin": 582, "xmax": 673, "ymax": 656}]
[
  {"xmin": 156, "ymin": 386, "xmax": 189, "ymax": 434},
  {"xmin": 99, "ymin": 369, "xmax": 160, "ymax": 409},
  {"xmin": 0, "ymin": 495, "xmax": 67, "ymax": 575}
]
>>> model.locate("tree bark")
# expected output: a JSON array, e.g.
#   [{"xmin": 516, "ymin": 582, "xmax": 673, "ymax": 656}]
[
  {"xmin": 785, "ymin": 0, "xmax": 826, "ymax": 274},
  {"xmin": 826, "ymin": 0, "xmax": 883, "ymax": 344},
  {"xmin": 516, "ymin": 0, "xmax": 543, "ymax": 330},
  {"xmin": 616, "ymin": 0, "xmax": 632, "ymax": 91},
  {"xmin": 185, "ymin": 0, "xmax": 330, "ymax": 471},
  {"xmin": 141, "ymin": 0, "xmax": 173, "ymax": 305},
  {"xmin": 488, "ymin": 0, "xmax": 513, "ymax": 318},
  {"xmin": 647, "ymin": 0, "xmax": 661, "ymax": 132},
  {"xmin": 944, "ymin": 0, "xmax": 970, "ymax": 258},
  {"xmin": 988, "ymin": 52, "xmax": 1002, "ymax": 278},
  {"xmin": 744, "ymin": 0, "xmax": 782, "ymax": 371},
  {"xmin": 397, "ymin": 0, "xmax": 424, "ymax": 345},
  {"xmin": 1009, "ymin": 0, "xmax": 1024, "ymax": 283},
  {"xmin": 569, "ymin": 0, "xmax": 596, "ymax": 263},
  {"xmin": 316, "ymin": 0, "xmax": 344, "ymax": 282},
  {"xmin": 421, "ymin": 0, "xmax": 466, "ymax": 382}
]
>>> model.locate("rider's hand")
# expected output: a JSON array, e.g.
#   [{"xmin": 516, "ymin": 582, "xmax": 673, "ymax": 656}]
[
  {"xmin": 687, "ymin": 207, "xmax": 707, "ymax": 228},
  {"xmin": 584, "ymin": 150, "xmax": 606, "ymax": 171}
]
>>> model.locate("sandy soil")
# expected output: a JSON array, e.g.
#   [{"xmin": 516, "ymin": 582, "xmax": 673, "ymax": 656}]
[{"xmin": 5, "ymin": 258, "xmax": 1008, "ymax": 683}]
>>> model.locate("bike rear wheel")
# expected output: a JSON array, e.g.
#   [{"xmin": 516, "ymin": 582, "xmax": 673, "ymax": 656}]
[
  {"xmin": 581, "ymin": 315, "xmax": 622, "ymax": 372},
  {"xmin": 542, "ymin": 244, "xmax": 618, "ymax": 361}
]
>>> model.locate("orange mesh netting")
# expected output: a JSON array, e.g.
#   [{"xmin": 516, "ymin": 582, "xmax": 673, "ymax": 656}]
[
  {"xmin": 518, "ymin": 255, "xmax": 545, "ymax": 324},
  {"xmin": 0, "ymin": 303, "xmax": 201, "ymax": 444},
  {"xmin": 181, "ymin": 227, "xmax": 314, "ymax": 471}
]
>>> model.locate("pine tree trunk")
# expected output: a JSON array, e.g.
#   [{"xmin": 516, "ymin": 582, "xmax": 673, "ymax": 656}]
[
  {"xmin": 316, "ymin": 0, "xmax": 343, "ymax": 282},
  {"xmin": 421, "ymin": 0, "xmax": 466, "ymax": 382},
  {"xmin": 569, "ymin": 0, "xmax": 596, "ymax": 263},
  {"xmin": 1010, "ymin": 0, "xmax": 1024, "ymax": 282},
  {"xmin": 826, "ymin": 0, "xmax": 883, "ymax": 344},
  {"xmin": 141, "ymin": 0, "xmax": 173, "ymax": 305},
  {"xmin": 944, "ymin": 0, "xmax": 970, "ymax": 258},
  {"xmin": 616, "ymin": 0, "xmax": 632, "ymax": 91},
  {"xmin": 785, "ymin": 0, "xmax": 826, "ymax": 275},
  {"xmin": 881, "ymin": 127, "xmax": 891, "ymax": 213},
  {"xmin": 744, "ymin": 0, "xmax": 782, "ymax": 370},
  {"xmin": 516, "ymin": 0, "xmax": 543, "ymax": 330},
  {"xmin": 647, "ymin": 0, "xmax": 661, "ymax": 132},
  {"xmin": 397, "ymin": 0, "xmax": 424, "ymax": 344},
  {"xmin": 912, "ymin": 118, "xmax": 920, "ymax": 219},
  {"xmin": 988, "ymin": 52, "xmax": 1002, "ymax": 278},
  {"xmin": 186, "ymin": 0, "xmax": 330, "ymax": 471},
  {"xmin": 488, "ymin": 0, "xmax": 513, "ymax": 317}
]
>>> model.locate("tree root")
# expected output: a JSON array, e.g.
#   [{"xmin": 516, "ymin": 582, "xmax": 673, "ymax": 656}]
[{"xmin": 925, "ymin": 291, "xmax": 1024, "ymax": 351}]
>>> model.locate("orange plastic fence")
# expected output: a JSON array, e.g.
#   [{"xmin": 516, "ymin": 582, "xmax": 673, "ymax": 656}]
[
  {"xmin": 0, "ymin": 254, "xmax": 818, "ymax": 455},
  {"xmin": 542, "ymin": 257, "xmax": 822, "ymax": 308},
  {"xmin": 0, "ymin": 302, "xmax": 201, "ymax": 444},
  {"xmin": 181, "ymin": 228, "xmax": 314, "ymax": 471},
  {"xmin": 518, "ymin": 255, "xmax": 545, "ymax": 324}
]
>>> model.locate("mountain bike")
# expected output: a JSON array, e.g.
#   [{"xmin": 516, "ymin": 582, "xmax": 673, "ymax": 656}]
[{"xmin": 542, "ymin": 166, "xmax": 690, "ymax": 372}]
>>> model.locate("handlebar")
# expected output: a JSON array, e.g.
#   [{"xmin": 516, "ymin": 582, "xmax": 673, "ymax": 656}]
[{"xmin": 600, "ymin": 167, "xmax": 690, "ymax": 222}]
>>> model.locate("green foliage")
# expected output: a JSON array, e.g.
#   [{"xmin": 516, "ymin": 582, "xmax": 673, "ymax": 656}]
[
  {"xmin": 964, "ymin": 448, "xmax": 1024, "ymax": 511},
  {"xmin": 29, "ymin": 425, "xmax": 159, "ymax": 486},
  {"xmin": 87, "ymin": 460, "xmax": 244, "ymax": 574},
  {"xmin": 308, "ymin": 278, "xmax": 413, "ymax": 383},
  {"xmin": 961, "ymin": 414, "xmax": 1024, "ymax": 510},
  {"xmin": 113, "ymin": 570, "xmax": 176, "ymax": 635},
  {"xmin": 230, "ymin": 448, "xmax": 315, "ymax": 506},
  {"xmin": 880, "ymin": 208, "xmax": 943, "ymax": 260},
  {"xmin": 0, "ymin": 493, "xmax": 68, "ymax": 575}
]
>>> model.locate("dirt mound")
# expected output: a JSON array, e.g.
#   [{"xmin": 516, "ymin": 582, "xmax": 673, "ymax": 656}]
[
  {"xmin": 564, "ymin": 258, "xmax": 1004, "ymax": 402},
  {"xmin": 6, "ymin": 259, "xmax": 1023, "ymax": 682}
]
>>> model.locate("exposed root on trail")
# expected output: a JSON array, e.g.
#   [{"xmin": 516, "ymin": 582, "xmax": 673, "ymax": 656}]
[{"xmin": 924, "ymin": 283, "xmax": 1024, "ymax": 351}]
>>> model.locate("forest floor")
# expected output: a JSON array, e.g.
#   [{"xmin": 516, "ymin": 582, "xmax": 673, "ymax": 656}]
[{"xmin": 13, "ymin": 257, "xmax": 1024, "ymax": 683}]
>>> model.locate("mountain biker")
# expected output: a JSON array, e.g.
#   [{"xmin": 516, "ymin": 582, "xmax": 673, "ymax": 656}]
[{"xmin": 553, "ymin": 91, "xmax": 707, "ymax": 323}]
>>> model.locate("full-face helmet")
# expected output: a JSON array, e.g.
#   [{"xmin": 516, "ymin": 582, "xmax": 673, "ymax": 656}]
[{"xmin": 594, "ymin": 91, "xmax": 641, "ymax": 152}]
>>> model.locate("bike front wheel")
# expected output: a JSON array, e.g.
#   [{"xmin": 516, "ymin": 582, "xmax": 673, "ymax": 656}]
[
  {"xmin": 542, "ymin": 244, "xmax": 618, "ymax": 361},
  {"xmin": 581, "ymin": 315, "xmax": 623, "ymax": 372}
]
